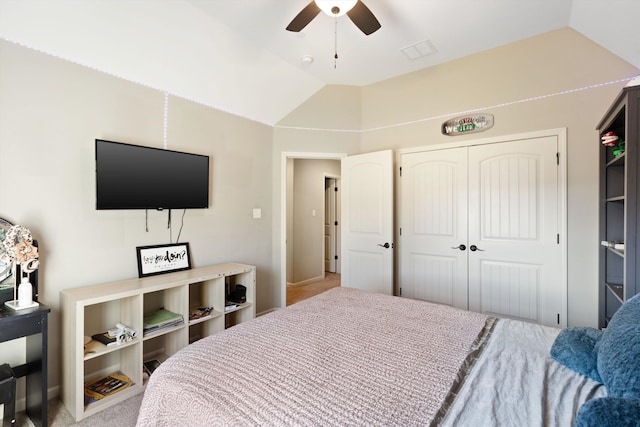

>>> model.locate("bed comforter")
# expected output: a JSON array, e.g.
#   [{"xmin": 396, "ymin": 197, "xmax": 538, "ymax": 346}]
[{"xmin": 136, "ymin": 287, "xmax": 604, "ymax": 426}]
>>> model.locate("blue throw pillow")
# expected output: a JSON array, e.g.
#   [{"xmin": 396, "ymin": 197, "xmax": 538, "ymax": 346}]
[
  {"xmin": 598, "ymin": 293, "xmax": 640, "ymax": 398},
  {"xmin": 550, "ymin": 327, "xmax": 602, "ymax": 383},
  {"xmin": 574, "ymin": 397, "xmax": 640, "ymax": 427}
]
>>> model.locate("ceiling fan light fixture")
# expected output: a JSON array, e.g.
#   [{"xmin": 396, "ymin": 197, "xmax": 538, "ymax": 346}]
[{"xmin": 314, "ymin": 0, "xmax": 358, "ymax": 17}]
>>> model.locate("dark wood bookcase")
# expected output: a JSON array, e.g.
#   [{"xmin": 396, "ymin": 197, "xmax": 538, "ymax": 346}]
[{"xmin": 598, "ymin": 85, "xmax": 640, "ymax": 327}]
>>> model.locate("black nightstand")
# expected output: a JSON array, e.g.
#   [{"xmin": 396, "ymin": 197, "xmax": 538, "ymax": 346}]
[{"xmin": 0, "ymin": 304, "xmax": 50, "ymax": 427}]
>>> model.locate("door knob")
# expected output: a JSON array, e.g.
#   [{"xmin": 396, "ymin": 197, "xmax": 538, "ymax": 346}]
[
  {"xmin": 377, "ymin": 242, "xmax": 391, "ymax": 249},
  {"xmin": 451, "ymin": 244, "xmax": 466, "ymax": 251},
  {"xmin": 469, "ymin": 245, "xmax": 485, "ymax": 252}
]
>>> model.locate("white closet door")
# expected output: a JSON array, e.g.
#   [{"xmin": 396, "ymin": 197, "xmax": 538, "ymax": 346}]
[
  {"xmin": 399, "ymin": 147, "xmax": 469, "ymax": 309},
  {"xmin": 468, "ymin": 136, "xmax": 561, "ymax": 326}
]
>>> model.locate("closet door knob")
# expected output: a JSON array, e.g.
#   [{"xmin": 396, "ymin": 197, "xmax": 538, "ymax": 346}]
[
  {"xmin": 377, "ymin": 242, "xmax": 391, "ymax": 249},
  {"xmin": 469, "ymin": 245, "xmax": 485, "ymax": 252},
  {"xmin": 451, "ymin": 244, "xmax": 466, "ymax": 251}
]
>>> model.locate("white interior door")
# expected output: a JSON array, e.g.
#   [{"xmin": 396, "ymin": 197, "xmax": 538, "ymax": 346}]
[
  {"xmin": 399, "ymin": 147, "xmax": 469, "ymax": 309},
  {"xmin": 341, "ymin": 150, "xmax": 394, "ymax": 294},
  {"xmin": 468, "ymin": 136, "xmax": 562, "ymax": 326}
]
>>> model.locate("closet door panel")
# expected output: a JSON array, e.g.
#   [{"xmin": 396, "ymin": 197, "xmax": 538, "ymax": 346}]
[
  {"xmin": 468, "ymin": 136, "xmax": 561, "ymax": 326},
  {"xmin": 399, "ymin": 148, "xmax": 468, "ymax": 309},
  {"xmin": 477, "ymin": 260, "xmax": 541, "ymax": 322},
  {"xmin": 407, "ymin": 254, "xmax": 457, "ymax": 304}
]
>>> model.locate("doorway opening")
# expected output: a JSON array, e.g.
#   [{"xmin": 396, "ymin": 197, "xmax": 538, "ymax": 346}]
[{"xmin": 281, "ymin": 152, "xmax": 345, "ymax": 308}]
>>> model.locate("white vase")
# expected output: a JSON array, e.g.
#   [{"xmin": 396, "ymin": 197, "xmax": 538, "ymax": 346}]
[{"xmin": 17, "ymin": 276, "xmax": 33, "ymax": 307}]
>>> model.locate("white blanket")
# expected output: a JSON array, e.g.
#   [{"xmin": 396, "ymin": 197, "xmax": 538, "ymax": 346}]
[{"xmin": 438, "ymin": 319, "xmax": 606, "ymax": 426}]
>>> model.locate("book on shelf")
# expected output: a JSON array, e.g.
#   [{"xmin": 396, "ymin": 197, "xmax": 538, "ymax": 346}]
[
  {"xmin": 91, "ymin": 331, "xmax": 117, "ymax": 346},
  {"xmin": 144, "ymin": 308, "xmax": 183, "ymax": 328},
  {"xmin": 84, "ymin": 371, "xmax": 134, "ymax": 406},
  {"xmin": 601, "ymin": 241, "xmax": 625, "ymax": 251},
  {"xmin": 225, "ymin": 302, "xmax": 238, "ymax": 312},
  {"xmin": 143, "ymin": 320, "xmax": 184, "ymax": 338},
  {"xmin": 143, "ymin": 359, "xmax": 162, "ymax": 377},
  {"xmin": 189, "ymin": 306, "xmax": 213, "ymax": 321},
  {"xmin": 143, "ymin": 308, "xmax": 184, "ymax": 337}
]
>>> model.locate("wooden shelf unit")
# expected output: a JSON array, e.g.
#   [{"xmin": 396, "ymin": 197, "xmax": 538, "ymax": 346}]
[
  {"xmin": 598, "ymin": 85, "xmax": 640, "ymax": 327},
  {"xmin": 61, "ymin": 262, "xmax": 256, "ymax": 421}
]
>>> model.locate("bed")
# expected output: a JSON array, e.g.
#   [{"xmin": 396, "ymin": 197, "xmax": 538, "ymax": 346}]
[{"xmin": 136, "ymin": 287, "xmax": 640, "ymax": 426}]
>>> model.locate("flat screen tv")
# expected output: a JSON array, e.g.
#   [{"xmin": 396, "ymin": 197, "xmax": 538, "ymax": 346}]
[{"xmin": 96, "ymin": 139, "xmax": 210, "ymax": 210}]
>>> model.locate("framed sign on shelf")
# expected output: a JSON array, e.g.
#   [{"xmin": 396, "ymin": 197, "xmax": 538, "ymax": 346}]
[{"xmin": 136, "ymin": 243, "xmax": 191, "ymax": 278}]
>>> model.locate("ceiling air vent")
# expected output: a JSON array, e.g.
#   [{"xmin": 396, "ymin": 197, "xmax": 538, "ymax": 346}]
[{"xmin": 400, "ymin": 40, "xmax": 437, "ymax": 60}]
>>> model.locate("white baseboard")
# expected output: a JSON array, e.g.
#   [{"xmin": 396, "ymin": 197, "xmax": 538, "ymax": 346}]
[
  {"xmin": 286, "ymin": 274, "xmax": 324, "ymax": 288},
  {"xmin": 256, "ymin": 308, "xmax": 279, "ymax": 317}
]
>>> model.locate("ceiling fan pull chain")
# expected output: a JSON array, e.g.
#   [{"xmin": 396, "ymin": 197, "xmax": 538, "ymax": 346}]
[{"xmin": 334, "ymin": 16, "xmax": 338, "ymax": 69}]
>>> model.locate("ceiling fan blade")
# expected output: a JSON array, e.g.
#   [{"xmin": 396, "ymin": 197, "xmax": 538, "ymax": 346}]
[
  {"xmin": 347, "ymin": 0, "xmax": 381, "ymax": 35},
  {"xmin": 286, "ymin": 1, "xmax": 322, "ymax": 32}
]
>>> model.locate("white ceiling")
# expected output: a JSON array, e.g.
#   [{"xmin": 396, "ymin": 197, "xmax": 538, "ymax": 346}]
[
  {"xmin": 0, "ymin": 1, "xmax": 638, "ymax": 125},
  {"xmin": 189, "ymin": 0, "xmax": 640, "ymax": 87}
]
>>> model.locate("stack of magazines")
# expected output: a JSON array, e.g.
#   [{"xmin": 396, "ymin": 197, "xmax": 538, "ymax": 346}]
[
  {"xmin": 143, "ymin": 308, "xmax": 184, "ymax": 337},
  {"xmin": 84, "ymin": 371, "xmax": 134, "ymax": 405}
]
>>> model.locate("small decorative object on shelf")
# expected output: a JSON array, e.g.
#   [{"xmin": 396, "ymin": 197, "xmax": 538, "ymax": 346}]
[
  {"xmin": 17, "ymin": 276, "xmax": 33, "ymax": 307},
  {"xmin": 227, "ymin": 284, "xmax": 247, "ymax": 303},
  {"xmin": 601, "ymin": 131, "xmax": 619, "ymax": 146},
  {"xmin": 136, "ymin": 243, "xmax": 191, "ymax": 278},
  {"xmin": 189, "ymin": 307, "xmax": 213, "ymax": 321},
  {"xmin": 116, "ymin": 322, "xmax": 137, "ymax": 339},
  {"xmin": 90, "ymin": 323, "xmax": 137, "ymax": 347},
  {"xmin": 601, "ymin": 131, "xmax": 626, "ymax": 158},
  {"xmin": 1, "ymin": 224, "xmax": 40, "ymax": 310}
]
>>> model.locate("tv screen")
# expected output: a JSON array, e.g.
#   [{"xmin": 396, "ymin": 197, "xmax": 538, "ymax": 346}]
[{"xmin": 96, "ymin": 139, "xmax": 210, "ymax": 210}]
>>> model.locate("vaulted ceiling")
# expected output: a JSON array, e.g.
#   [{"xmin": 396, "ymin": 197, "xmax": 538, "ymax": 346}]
[
  {"xmin": 189, "ymin": 0, "xmax": 639, "ymax": 85},
  {"xmin": 1, "ymin": 1, "xmax": 638, "ymax": 125}
]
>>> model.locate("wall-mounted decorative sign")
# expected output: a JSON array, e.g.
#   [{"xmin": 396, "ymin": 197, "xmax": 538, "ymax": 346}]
[
  {"xmin": 136, "ymin": 243, "xmax": 191, "ymax": 278},
  {"xmin": 442, "ymin": 113, "xmax": 494, "ymax": 136}
]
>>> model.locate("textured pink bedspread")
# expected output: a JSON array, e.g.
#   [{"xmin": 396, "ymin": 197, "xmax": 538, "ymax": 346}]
[{"xmin": 136, "ymin": 287, "xmax": 489, "ymax": 426}]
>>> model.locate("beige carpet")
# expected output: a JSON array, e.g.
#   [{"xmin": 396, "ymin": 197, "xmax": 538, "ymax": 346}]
[
  {"xmin": 15, "ymin": 394, "xmax": 143, "ymax": 427},
  {"xmin": 7, "ymin": 276, "xmax": 337, "ymax": 426}
]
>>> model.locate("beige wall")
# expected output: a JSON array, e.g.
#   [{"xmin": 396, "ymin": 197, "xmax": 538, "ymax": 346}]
[
  {"xmin": 2, "ymin": 24, "xmax": 640, "ymax": 403},
  {"xmin": 0, "ymin": 39, "xmax": 274, "ymax": 399},
  {"xmin": 271, "ymin": 85, "xmax": 363, "ymax": 307},
  {"xmin": 274, "ymin": 28, "xmax": 640, "ymax": 328}
]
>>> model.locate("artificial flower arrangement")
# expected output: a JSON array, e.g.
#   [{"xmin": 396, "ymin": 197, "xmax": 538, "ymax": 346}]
[{"xmin": 0, "ymin": 224, "xmax": 39, "ymax": 309}]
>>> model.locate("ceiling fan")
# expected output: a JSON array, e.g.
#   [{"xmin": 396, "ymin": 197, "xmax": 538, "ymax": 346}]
[{"xmin": 286, "ymin": 0, "xmax": 381, "ymax": 35}]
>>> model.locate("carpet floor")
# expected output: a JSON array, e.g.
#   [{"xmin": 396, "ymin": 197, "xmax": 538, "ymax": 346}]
[
  {"xmin": 15, "ymin": 394, "xmax": 143, "ymax": 426},
  {"xmin": 11, "ymin": 276, "xmax": 340, "ymax": 426}
]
